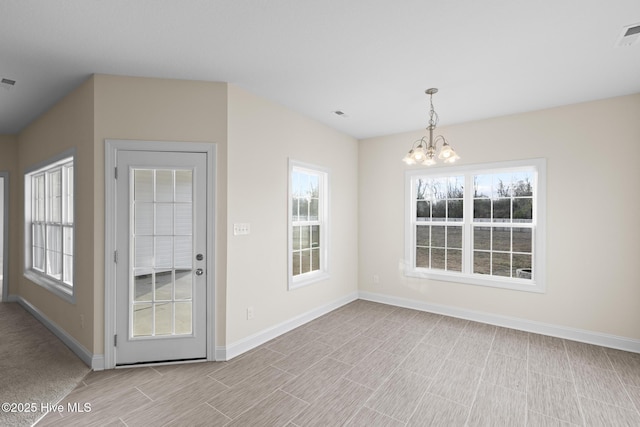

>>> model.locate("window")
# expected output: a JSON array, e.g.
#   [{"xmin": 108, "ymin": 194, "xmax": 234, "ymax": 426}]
[
  {"xmin": 25, "ymin": 151, "xmax": 75, "ymax": 299},
  {"xmin": 405, "ymin": 159, "xmax": 545, "ymax": 293},
  {"xmin": 288, "ymin": 160, "xmax": 329, "ymax": 289}
]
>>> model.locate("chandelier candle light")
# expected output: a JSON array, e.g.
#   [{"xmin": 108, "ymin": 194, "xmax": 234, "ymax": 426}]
[{"xmin": 403, "ymin": 88, "xmax": 460, "ymax": 166}]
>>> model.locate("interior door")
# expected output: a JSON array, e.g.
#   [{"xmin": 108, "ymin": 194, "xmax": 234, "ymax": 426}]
[{"xmin": 115, "ymin": 150, "xmax": 207, "ymax": 365}]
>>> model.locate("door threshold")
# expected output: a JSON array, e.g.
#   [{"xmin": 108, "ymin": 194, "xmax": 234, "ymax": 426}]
[{"xmin": 116, "ymin": 357, "xmax": 207, "ymax": 369}]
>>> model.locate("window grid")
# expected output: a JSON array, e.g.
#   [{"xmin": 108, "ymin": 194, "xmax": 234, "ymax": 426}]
[
  {"xmin": 415, "ymin": 176, "xmax": 464, "ymax": 273},
  {"xmin": 291, "ymin": 168, "xmax": 322, "ymax": 277},
  {"xmin": 406, "ymin": 160, "xmax": 544, "ymax": 292},
  {"xmin": 289, "ymin": 161, "xmax": 329, "ymax": 289},
  {"xmin": 29, "ymin": 160, "xmax": 74, "ymax": 287}
]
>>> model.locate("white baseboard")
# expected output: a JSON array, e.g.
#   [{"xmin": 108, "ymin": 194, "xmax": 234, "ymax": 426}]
[
  {"xmin": 216, "ymin": 292, "xmax": 359, "ymax": 361},
  {"xmin": 10, "ymin": 295, "xmax": 104, "ymax": 369},
  {"xmin": 359, "ymin": 291, "xmax": 640, "ymax": 354}
]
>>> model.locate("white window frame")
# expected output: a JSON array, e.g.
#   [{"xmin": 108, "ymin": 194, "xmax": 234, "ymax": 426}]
[
  {"xmin": 288, "ymin": 159, "xmax": 329, "ymax": 290},
  {"xmin": 405, "ymin": 158, "xmax": 546, "ymax": 293},
  {"xmin": 24, "ymin": 149, "xmax": 76, "ymax": 302}
]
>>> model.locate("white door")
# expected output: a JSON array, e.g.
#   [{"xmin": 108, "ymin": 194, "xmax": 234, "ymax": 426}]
[{"xmin": 115, "ymin": 150, "xmax": 208, "ymax": 365}]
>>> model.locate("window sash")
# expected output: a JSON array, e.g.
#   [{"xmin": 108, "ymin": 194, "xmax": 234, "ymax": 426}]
[
  {"xmin": 27, "ymin": 159, "xmax": 74, "ymax": 288},
  {"xmin": 289, "ymin": 161, "xmax": 329, "ymax": 288}
]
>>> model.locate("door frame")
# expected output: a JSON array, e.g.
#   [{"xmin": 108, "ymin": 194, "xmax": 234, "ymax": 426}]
[
  {"xmin": 1, "ymin": 171, "xmax": 8, "ymax": 302},
  {"xmin": 104, "ymin": 139, "xmax": 216, "ymax": 369}
]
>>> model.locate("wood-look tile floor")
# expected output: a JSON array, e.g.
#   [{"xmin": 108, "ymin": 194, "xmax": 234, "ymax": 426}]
[{"xmin": 37, "ymin": 300, "xmax": 640, "ymax": 426}]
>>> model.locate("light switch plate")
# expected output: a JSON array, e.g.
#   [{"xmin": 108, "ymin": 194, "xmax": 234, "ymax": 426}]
[{"xmin": 233, "ymin": 223, "xmax": 250, "ymax": 235}]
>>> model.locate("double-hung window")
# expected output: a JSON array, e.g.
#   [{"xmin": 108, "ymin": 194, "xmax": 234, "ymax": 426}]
[
  {"xmin": 25, "ymin": 152, "xmax": 75, "ymax": 299},
  {"xmin": 405, "ymin": 159, "xmax": 545, "ymax": 293},
  {"xmin": 288, "ymin": 160, "xmax": 329, "ymax": 289}
]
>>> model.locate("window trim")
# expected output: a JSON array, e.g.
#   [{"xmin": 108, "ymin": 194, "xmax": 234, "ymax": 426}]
[
  {"xmin": 288, "ymin": 159, "xmax": 330, "ymax": 290},
  {"xmin": 404, "ymin": 158, "xmax": 546, "ymax": 293},
  {"xmin": 24, "ymin": 149, "xmax": 76, "ymax": 302}
]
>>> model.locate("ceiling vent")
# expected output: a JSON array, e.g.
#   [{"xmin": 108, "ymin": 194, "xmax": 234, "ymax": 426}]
[
  {"xmin": 0, "ymin": 78, "xmax": 16, "ymax": 91},
  {"xmin": 615, "ymin": 23, "xmax": 640, "ymax": 47}
]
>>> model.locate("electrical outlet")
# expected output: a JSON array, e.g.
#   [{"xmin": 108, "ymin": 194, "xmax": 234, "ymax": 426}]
[
  {"xmin": 373, "ymin": 275, "xmax": 380, "ymax": 284},
  {"xmin": 247, "ymin": 306, "xmax": 254, "ymax": 320},
  {"xmin": 80, "ymin": 314, "xmax": 85, "ymax": 329}
]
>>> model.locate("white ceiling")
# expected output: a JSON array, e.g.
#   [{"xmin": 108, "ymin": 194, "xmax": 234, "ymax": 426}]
[{"xmin": 1, "ymin": 0, "xmax": 639, "ymax": 139}]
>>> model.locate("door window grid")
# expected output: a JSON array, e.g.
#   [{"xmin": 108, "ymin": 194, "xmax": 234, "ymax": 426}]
[{"xmin": 131, "ymin": 168, "xmax": 194, "ymax": 338}]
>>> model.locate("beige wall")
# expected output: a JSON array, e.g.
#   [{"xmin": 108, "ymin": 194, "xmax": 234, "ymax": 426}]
[
  {"xmin": 0, "ymin": 134, "xmax": 19, "ymax": 296},
  {"xmin": 226, "ymin": 85, "xmax": 359, "ymax": 343},
  {"xmin": 93, "ymin": 75, "xmax": 229, "ymax": 352},
  {"xmin": 16, "ymin": 77, "xmax": 95, "ymax": 350},
  {"xmin": 359, "ymin": 93, "xmax": 640, "ymax": 340}
]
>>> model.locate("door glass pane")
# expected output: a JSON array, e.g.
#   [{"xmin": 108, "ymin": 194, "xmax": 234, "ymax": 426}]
[
  {"xmin": 175, "ymin": 302, "xmax": 192, "ymax": 335},
  {"xmin": 175, "ymin": 270, "xmax": 193, "ymax": 300},
  {"xmin": 155, "ymin": 303, "xmax": 172, "ymax": 335},
  {"xmin": 134, "ymin": 170, "xmax": 153, "ymax": 202},
  {"xmin": 131, "ymin": 166, "xmax": 197, "ymax": 340},
  {"xmin": 135, "ymin": 236, "xmax": 153, "ymax": 270},
  {"xmin": 156, "ymin": 204, "xmax": 173, "ymax": 235},
  {"xmin": 175, "ymin": 204, "xmax": 192, "ymax": 235},
  {"xmin": 135, "ymin": 203, "xmax": 154, "ymax": 235},
  {"xmin": 133, "ymin": 303, "xmax": 152, "ymax": 337},
  {"xmin": 156, "ymin": 170, "xmax": 173, "ymax": 202},
  {"xmin": 134, "ymin": 274, "xmax": 152, "ymax": 302},
  {"xmin": 174, "ymin": 236, "xmax": 192, "ymax": 268},
  {"xmin": 175, "ymin": 171, "xmax": 192, "ymax": 202},
  {"xmin": 155, "ymin": 271, "xmax": 173, "ymax": 301}
]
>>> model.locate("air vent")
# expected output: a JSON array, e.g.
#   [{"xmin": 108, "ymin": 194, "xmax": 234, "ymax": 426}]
[
  {"xmin": 0, "ymin": 78, "xmax": 16, "ymax": 91},
  {"xmin": 615, "ymin": 23, "xmax": 640, "ymax": 47}
]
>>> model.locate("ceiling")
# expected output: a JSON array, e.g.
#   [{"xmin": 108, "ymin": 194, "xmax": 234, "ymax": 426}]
[{"xmin": 1, "ymin": 0, "xmax": 639, "ymax": 139}]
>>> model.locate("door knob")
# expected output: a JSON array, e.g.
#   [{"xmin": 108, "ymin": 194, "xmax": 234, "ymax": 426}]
[{"xmin": 195, "ymin": 268, "xmax": 204, "ymax": 276}]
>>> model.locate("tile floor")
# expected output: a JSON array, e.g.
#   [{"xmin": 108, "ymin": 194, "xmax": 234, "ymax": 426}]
[{"xmin": 37, "ymin": 300, "xmax": 640, "ymax": 426}]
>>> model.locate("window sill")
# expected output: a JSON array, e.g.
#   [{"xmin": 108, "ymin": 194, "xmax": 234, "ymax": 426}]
[
  {"xmin": 24, "ymin": 270, "xmax": 75, "ymax": 303},
  {"xmin": 404, "ymin": 269, "xmax": 545, "ymax": 294},
  {"xmin": 289, "ymin": 271, "xmax": 330, "ymax": 290}
]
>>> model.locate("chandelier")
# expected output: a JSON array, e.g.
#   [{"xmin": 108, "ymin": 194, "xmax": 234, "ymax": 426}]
[{"xmin": 402, "ymin": 88, "xmax": 460, "ymax": 166}]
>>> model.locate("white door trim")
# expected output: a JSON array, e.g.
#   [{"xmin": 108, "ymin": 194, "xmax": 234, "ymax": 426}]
[
  {"xmin": 0, "ymin": 171, "xmax": 8, "ymax": 302},
  {"xmin": 104, "ymin": 139, "xmax": 216, "ymax": 369}
]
